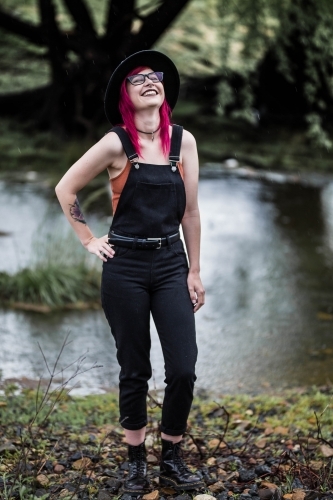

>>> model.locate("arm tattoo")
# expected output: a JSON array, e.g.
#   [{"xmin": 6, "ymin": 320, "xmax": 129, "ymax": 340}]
[{"xmin": 69, "ymin": 197, "xmax": 86, "ymax": 224}]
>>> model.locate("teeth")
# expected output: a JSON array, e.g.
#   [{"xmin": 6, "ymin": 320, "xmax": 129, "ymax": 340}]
[{"xmin": 143, "ymin": 90, "xmax": 157, "ymax": 96}]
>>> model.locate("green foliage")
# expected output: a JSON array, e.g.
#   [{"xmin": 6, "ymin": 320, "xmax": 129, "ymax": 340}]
[{"xmin": 0, "ymin": 229, "xmax": 101, "ymax": 308}]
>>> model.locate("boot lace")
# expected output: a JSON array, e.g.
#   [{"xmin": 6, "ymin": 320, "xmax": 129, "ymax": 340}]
[
  {"xmin": 130, "ymin": 447, "xmax": 146, "ymax": 477},
  {"xmin": 172, "ymin": 443, "xmax": 192, "ymax": 474}
]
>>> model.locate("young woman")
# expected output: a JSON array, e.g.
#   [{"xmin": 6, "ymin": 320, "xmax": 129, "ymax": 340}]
[{"xmin": 55, "ymin": 50, "xmax": 205, "ymax": 494}]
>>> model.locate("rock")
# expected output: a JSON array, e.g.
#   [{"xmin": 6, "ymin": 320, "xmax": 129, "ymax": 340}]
[
  {"xmin": 36, "ymin": 474, "xmax": 49, "ymax": 487},
  {"xmin": 291, "ymin": 479, "xmax": 304, "ymax": 490},
  {"xmin": 147, "ymin": 454, "xmax": 158, "ymax": 463},
  {"xmin": 274, "ymin": 426, "xmax": 289, "ymax": 435},
  {"xmin": 174, "ymin": 495, "xmax": 191, "ymax": 500},
  {"xmin": 121, "ymin": 495, "xmax": 133, "ymax": 500},
  {"xmin": 255, "ymin": 465, "xmax": 272, "ymax": 477},
  {"xmin": 207, "ymin": 457, "xmax": 217, "ymax": 466},
  {"xmin": 255, "ymin": 439, "xmax": 267, "ymax": 449},
  {"xmin": 319, "ymin": 444, "xmax": 333, "ymax": 457},
  {"xmin": 259, "ymin": 489, "xmax": 276, "ymax": 500},
  {"xmin": 225, "ymin": 159, "xmax": 239, "ymax": 169},
  {"xmin": 105, "ymin": 479, "xmax": 122, "ymax": 492},
  {"xmin": 120, "ymin": 461, "xmax": 129, "ymax": 470},
  {"xmin": 238, "ymin": 469, "xmax": 256, "ymax": 482},
  {"xmin": 98, "ymin": 491, "xmax": 112, "ymax": 500},
  {"xmin": 143, "ymin": 490, "xmax": 159, "ymax": 500},
  {"xmin": 217, "ymin": 493, "xmax": 229, "ymax": 500},
  {"xmin": 240, "ymin": 495, "xmax": 253, "ymax": 500},
  {"xmin": 194, "ymin": 496, "xmax": 216, "ymax": 500},
  {"xmin": 208, "ymin": 481, "xmax": 225, "ymax": 493},
  {"xmin": 54, "ymin": 464, "xmax": 65, "ymax": 473},
  {"xmin": 0, "ymin": 442, "xmax": 17, "ymax": 454},
  {"xmin": 292, "ymin": 490, "xmax": 305, "ymax": 500},
  {"xmin": 72, "ymin": 457, "xmax": 92, "ymax": 470}
]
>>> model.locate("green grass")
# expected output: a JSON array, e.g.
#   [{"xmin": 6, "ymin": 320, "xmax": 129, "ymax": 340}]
[{"xmin": 0, "ymin": 228, "xmax": 102, "ymax": 310}]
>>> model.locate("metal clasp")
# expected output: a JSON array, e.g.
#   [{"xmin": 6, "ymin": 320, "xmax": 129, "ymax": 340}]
[{"xmin": 147, "ymin": 238, "xmax": 162, "ymax": 249}]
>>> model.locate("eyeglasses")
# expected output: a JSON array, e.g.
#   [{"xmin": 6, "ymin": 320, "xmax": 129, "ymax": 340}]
[{"xmin": 127, "ymin": 71, "xmax": 164, "ymax": 86}]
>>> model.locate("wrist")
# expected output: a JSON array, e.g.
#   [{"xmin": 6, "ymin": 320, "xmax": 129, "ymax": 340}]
[
  {"xmin": 189, "ymin": 267, "xmax": 200, "ymax": 275},
  {"xmin": 81, "ymin": 235, "xmax": 95, "ymax": 248}
]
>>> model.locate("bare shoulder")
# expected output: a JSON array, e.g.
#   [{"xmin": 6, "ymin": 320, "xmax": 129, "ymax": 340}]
[
  {"xmin": 181, "ymin": 128, "xmax": 197, "ymax": 150},
  {"xmin": 98, "ymin": 130, "xmax": 124, "ymax": 157}
]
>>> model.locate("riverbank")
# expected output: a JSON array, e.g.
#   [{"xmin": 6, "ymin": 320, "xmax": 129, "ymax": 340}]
[{"xmin": 1, "ymin": 385, "xmax": 333, "ymax": 499}]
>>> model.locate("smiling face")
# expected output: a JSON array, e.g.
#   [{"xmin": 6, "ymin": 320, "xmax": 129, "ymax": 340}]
[{"xmin": 126, "ymin": 67, "xmax": 165, "ymax": 112}]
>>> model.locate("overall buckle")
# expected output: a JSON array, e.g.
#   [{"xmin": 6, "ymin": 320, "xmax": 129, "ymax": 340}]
[{"xmin": 147, "ymin": 238, "xmax": 162, "ymax": 249}]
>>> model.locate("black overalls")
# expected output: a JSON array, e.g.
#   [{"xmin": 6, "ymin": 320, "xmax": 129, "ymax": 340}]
[{"xmin": 101, "ymin": 125, "xmax": 198, "ymax": 436}]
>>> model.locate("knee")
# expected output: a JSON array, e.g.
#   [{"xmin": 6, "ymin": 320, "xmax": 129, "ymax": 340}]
[{"xmin": 165, "ymin": 366, "xmax": 197, "ymax": 386}]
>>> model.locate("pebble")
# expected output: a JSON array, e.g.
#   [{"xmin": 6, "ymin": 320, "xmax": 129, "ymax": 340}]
[
  {"xmin": 174, "ymin": 495, "xmax": 191, "ymax": 500},
  {"xmin": 54, "ymin": 464, "xmax": 65, "ymax": 473},
  {"xmin": 194, "ymin": 495, "xmax": 216, "ymax": 500},
  {"xmin": 255, "ymin": 465, "xmax": 272, "ymax": 476},
  {"xmin": 207, "ymin": 457, "xmax": 217, "ymax": 466},
  {"xmin": 147, "ymin": 454, "xmax": 158, "ymax": 463},
  {"xmin": 143, "ymin": 490, "xmax": 159, "ymax": 500},
  {"xmin": 36, "ymin": 474, "xmax": 49, "ymax": 487},
  {"xmin": 98, "ymin": 491, "xmax": 112, "ymax": 500},
  {"xmin": 238, "ymin": 468, "xmax": 256, "ymax": 482},
  {"xmin": 292, "ymin": 490, "xmax": 306, "ymax": 500}
]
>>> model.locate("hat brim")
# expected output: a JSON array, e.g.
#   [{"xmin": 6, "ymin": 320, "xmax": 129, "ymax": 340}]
[{"xmin": 104, "ymin": 50, "xmax": 180, "ymax": 125}]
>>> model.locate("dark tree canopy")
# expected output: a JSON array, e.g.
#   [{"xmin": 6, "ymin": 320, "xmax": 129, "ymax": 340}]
[{"xmin": 0, "ymin": 0, "xmax": 190, "ymax": 135}]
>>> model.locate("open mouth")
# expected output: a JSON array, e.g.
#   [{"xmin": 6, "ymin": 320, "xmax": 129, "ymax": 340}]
[{"xmin": 142, "ymin": 89, "xmax": 158, "ymax": 97}]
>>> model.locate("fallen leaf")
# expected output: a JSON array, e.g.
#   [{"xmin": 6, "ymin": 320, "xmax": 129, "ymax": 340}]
[
  {"xmin": 143, "ymin": 490, "xmax": 159, "ymax": 500},
  {"xmin": 207, "ymin": 457, "xmax": 217, "ymax": 466},
  {"xmin": 208, "ymin": 481, "xmax": 225, "ymax": 493},
  {"xmin": 320, "ymin": 444, "xmax": 333, "ymax": 457},
  {"xmin": 72, "ymin": 457, "xmax": 92, "ymax": 470}
]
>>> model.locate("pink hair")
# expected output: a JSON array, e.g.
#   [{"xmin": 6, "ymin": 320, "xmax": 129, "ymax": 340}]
[{"xmin": 118, "ymin": 66, "xmax": 172, "ymax": 158}]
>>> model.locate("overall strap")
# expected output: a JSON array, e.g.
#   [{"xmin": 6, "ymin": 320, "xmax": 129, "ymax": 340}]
[
  {"xmin": 109, "ymin": 126, "xmax": 139, "ymax": 162},
  {"xmin": 169, "ymin": 124, "xmax": 183, "ymax": 166}
]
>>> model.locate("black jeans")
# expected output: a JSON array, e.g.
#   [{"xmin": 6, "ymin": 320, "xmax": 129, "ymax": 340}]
[{"xmin": 101, "ymin": 238, "xmax": 198, "ymax": 436}]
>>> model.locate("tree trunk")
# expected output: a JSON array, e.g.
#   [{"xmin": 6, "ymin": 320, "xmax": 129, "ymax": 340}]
[{"xmin": 0, "ymin": 0, "xmax": 190, "ymax": 136}]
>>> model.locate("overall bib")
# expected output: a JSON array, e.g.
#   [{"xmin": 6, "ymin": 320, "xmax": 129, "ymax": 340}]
[{"xmin": 101, "ymin": 125, "xmax": 198, "ymax": 436}]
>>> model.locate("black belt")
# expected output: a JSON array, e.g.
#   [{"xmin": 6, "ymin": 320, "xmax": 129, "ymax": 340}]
[{"xmin": 108, "ymin": 231, "xmax": 180, "ymax": 250}]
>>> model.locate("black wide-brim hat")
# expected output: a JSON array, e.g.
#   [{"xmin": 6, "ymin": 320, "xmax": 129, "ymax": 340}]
[{"xmin": 104, "ymin": 50, "xmax": 180, "ymax": 125}]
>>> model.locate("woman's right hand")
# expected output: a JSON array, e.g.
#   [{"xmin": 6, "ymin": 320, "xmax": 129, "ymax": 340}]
[{"xmin": 85, "ymin": 235, "xmax": 115, "ymax": 262}]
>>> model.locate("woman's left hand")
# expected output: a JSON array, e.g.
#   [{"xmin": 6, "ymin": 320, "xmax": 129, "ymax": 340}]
[{"xmin": 187, "ymin": 271, "xmax": 205, "ymax": 313}]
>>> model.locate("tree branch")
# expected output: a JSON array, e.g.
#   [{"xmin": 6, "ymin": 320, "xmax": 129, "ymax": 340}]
[
  {"xmin": 38, "ymin": 0, "xmax": 67, "ymax": 81},
  {"xmin": 0, "ymin": 8, "xmax": 44, "ymax": 45},
  {"xmin": 62, "ymin": 0, "xmax": 96, "ymax": 36},
  {"xmin": 129, "ymin": 0, "xmax": 190, "ymax": 51},
  {"xmin": 106, "ymin": 0, "xmax": 135, "ymax": 36}
]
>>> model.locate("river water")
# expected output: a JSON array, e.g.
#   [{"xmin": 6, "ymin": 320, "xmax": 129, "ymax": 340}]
[{"xmin": 1, "ymin": 172, "xmax": 333, "ymax": 394}]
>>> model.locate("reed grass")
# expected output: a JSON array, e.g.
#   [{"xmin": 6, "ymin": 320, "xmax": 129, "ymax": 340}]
[{"xmin": 0, "ymin": 227, "xmax": 102, "ymax": 309}]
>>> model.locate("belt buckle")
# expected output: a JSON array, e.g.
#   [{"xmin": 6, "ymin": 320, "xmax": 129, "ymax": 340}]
[{"xmin": 147, "ymin": 237, "xmax": 162, "ymax": 249}]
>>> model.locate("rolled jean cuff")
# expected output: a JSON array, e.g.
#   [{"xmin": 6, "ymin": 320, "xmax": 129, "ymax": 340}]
[
  {"xmin": 160, "ymin": 423, "xmax": 187, "ymax": 436},
  {"xmin": 120, "ymin": 418, "xmax": 147, "ymax": 431}
]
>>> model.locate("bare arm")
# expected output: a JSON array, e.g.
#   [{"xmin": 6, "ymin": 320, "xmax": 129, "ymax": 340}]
[
  {"xmin": 55, "ymin": 132, "xmax": 124, "ymax": 261},
  {"xmin": 181, "ymin": 130, "xmax": 205, "ymax": 312}
]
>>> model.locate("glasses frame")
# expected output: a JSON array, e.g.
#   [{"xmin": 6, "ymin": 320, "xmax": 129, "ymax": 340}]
[{"xmin": 127, "ymin": 71, "xmax": 164, "ymax": 86}]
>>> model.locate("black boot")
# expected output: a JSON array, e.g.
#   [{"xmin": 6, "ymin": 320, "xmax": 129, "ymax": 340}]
[
  {"xmin": 159, "ymin": 438, "xmax": 204, "ymax": 490},
  {"xmin": 123, "ymin": 442, "xmax": 150, "ymax": 494}
]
